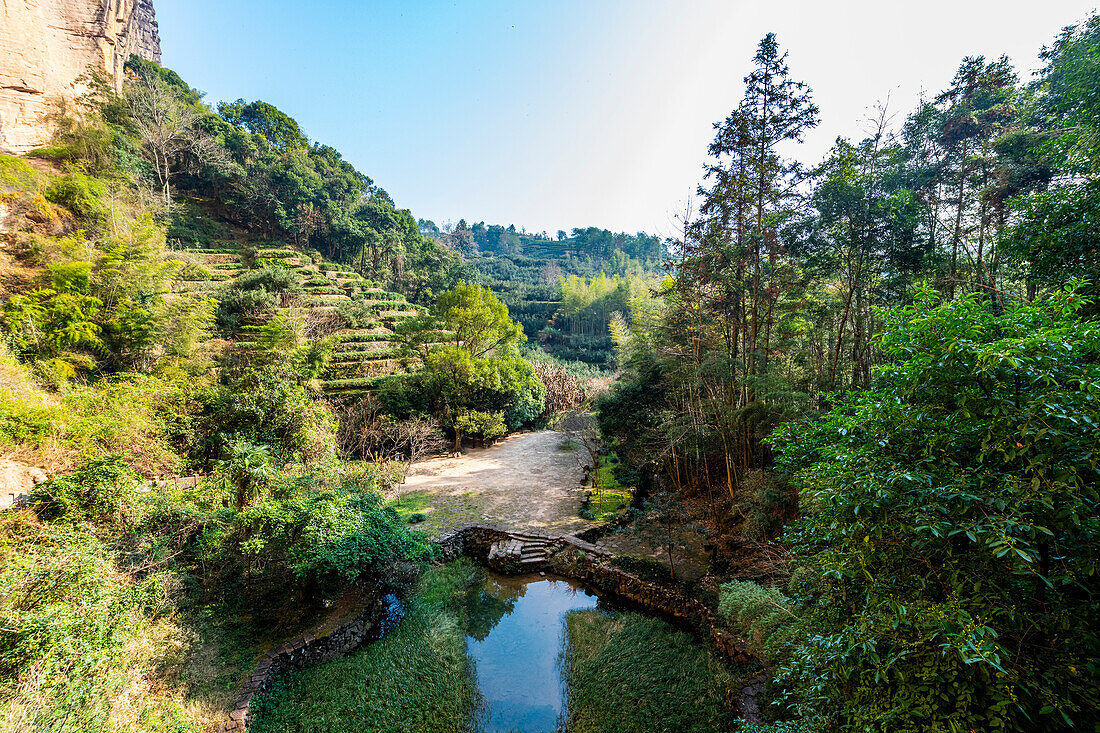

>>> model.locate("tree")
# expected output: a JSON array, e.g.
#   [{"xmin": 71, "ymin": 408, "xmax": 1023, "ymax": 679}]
[
  {"xmin": 432, "ymin": 282, "xmax": 524, "ymax": 357},
  {"xmin": 772, "ymin": 286, "xmax": 1100, "ymax": 731},
  {"xmin": 629, "ymin": 32, "xmax": 818, "ymax": 501},
  {"xmin": 1005, "ymin": 14, "xmax": 1100, "ymax": 306},
  {"xmin": 424, "ymin": 345, "xmax": 479, "ymax": 451},
  {"xmin": 217, "ymin": 99, "xmax": 308, "ymax": 151},
  {"xmin": 393, "ymin": 416, "xmax": 448, "ymax": 471},
  {"xmin": 414, "ymin": 284, "xmax": 543, "ymax": 450},
  {"xmin": 218, "ymin": 441, "xmax": 276, "ymax": 510},
  {"xmin": 125, "ymin": 65, "xmax": 217, "ymax": 210}
]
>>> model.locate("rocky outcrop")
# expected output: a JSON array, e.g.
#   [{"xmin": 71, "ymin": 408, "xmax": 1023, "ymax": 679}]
[
  {"xmin": 0, "ymin": 458, "xmax": 47, "ymax": 510},
  {"xmin": 0, "ymin": 0, "xmax": 161, "ymax": 153}
]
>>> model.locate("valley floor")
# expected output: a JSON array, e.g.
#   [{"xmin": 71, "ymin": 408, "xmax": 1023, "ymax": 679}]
[{"xmin": 393, "ymin": 430, "xmax": 595, "ymax": 536}]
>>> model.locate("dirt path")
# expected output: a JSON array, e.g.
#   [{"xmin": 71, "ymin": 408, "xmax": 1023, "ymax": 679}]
[{"xmin": 394, "ymin": 430, "xmax": 595, "ymax": 537}]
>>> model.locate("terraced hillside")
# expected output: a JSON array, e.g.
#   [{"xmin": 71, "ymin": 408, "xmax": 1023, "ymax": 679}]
[{"xmin": 165, "ymin": 200, "xmax": 426, "ymax": 398}]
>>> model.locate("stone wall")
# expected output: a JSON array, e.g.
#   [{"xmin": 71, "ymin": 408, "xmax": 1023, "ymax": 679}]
[
  {"xmin": 217, "ymin": 586, "xmax": 384, "ymax": 732},
  {"xmin": 0, "ymin": 0, "xmax": 161, "ymax": 153},
  {"xmin": 548, "ymin": 547, "xmax": 755, "ymax": 666},
  {"xmin": 436, "ymin": 524, "xmax": 509, "ymax": 561},
  {"xmin": 439, "ymin": 525, "xmax": 754, "ymax": 667}
]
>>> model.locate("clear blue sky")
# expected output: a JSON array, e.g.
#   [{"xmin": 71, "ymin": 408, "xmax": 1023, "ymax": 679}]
[{"xmin": 157, "ymin": 0, "xmax": 1098, "ymax": 238}]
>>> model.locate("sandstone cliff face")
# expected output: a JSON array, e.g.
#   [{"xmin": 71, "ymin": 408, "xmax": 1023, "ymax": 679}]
[{"xmin": 0, "ymin": 0, "xmax": 161, "ymax": 153}]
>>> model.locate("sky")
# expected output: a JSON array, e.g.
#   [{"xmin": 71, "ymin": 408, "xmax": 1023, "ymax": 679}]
[{"xmin": 157, "ymin": 0, "xmax": 1098, "ymax": 239}]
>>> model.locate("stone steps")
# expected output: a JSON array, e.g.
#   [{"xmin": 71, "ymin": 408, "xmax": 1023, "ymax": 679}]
[{"xmin": 487, "ymin": 532, "xmax": 560, "ymax": 571}]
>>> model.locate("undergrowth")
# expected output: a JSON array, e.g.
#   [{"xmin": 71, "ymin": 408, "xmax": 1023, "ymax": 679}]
[
  {"xmin": 562, "ymin": 609, "xmax": 738, "ymax": 733},
  {"xmin": 249, "ymin": 561, "xmax": 480, "ymax": 733}
]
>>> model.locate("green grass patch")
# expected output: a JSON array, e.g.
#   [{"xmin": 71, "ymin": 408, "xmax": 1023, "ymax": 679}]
[
  {"xmin": 249, "ymin": 562, "xmax": 480, "ymax": 733},
  {"xmin": 562, "ymin": 609, "xmax": 738, "ymax": 733},
  {"xmin": 384, "ymin": 491, "xmax": 484, "ymax": 535},
  {"xmin": 586, "ymin": 489, "xmax": 632, "ymax": 522},
  {"xmin": 0, "ymin": 155, "xmax": 41, "ymax": 192},
  {"xmin": 387, "ymin": 492, "xmax": 436, "ymax": 523}
]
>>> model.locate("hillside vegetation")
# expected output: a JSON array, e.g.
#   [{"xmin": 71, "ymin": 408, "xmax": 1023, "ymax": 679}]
[
  {"xmin": 2, "ymin": 8, "xmax": 1100, "ymax": 733},
  {"xmin": 0, "ymin": 57, "xmax": 567, "ymax": 732},
  {"xmin": 420, "ymin": 220, "xmax": 664, "ymax": 369}
]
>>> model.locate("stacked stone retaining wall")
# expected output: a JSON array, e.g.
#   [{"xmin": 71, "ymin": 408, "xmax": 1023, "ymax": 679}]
[
  {"xmin": 439, "ymin": 525, "xmax": 754, "ymax": 667},
  {"xmin": 216, "ymin": 585, "xmax": 384, "ymax": 732}
]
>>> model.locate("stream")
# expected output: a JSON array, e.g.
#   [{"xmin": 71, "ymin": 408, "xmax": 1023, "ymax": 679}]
[{"xmin": 464, "ymin": 572, "xmax": 601, "ymax": 732}]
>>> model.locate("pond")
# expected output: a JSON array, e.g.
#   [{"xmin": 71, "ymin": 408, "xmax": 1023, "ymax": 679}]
[
  {"xmin": 248, "ymin": 561, "xmax": 738, "ymax": 733},
  {"xmin": 464, "ymin": 573, "xmax": 600, "ymax": 732}
]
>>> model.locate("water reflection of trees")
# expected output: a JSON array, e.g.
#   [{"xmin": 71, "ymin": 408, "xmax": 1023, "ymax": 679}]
[{"xmin": 464, "ymin": 574, "xmax": 523, "ymax": 641}]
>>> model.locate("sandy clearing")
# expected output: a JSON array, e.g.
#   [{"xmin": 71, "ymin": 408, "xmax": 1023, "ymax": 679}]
[{"xmin": 396, "ymin": 430, "xmax": 596, "ymax": 536}]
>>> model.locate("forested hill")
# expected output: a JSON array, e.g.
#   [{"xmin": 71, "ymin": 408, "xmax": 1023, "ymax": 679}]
[
  {"xmin": 126, "ymin": 60, "xmax": 463, "ymax": 305},
  {"xmin": 418, "ymin": 220, "xmax": 664, "ymax": 268},
  {"xmin": 419, "ymin": 220, "xmax": 666, "ymax": 368}
]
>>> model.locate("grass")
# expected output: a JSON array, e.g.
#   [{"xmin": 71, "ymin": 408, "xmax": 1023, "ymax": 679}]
[
  {"xmin": 386, "ymin": 490, "xmax": 482, "ymax": 535},
  {"xmin": 581, "ymin": 453, "xmax": 633, "ymax": 522},
  {"xmin": 387, "ymin": 491, "xmax": 436, "ymax": 523},
  {"xmin": 249, "ymin": 562, "xmax": 480, "ymax": 733},
  {"xmin": 587, "ymin": 489, "xmax": 632, "ymax": 522},
  {"xmin": 562, "ymin": 609, "xmax": 738, "ymax": 733}
]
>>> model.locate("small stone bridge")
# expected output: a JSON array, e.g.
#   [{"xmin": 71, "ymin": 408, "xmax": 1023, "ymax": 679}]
[{"xmin": 438, "ymin": 524, "xmax": 611, "ymax": 572}]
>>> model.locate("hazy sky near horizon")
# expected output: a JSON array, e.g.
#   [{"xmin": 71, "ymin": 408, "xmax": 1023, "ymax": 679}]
[{"xmin": 157, "ymin": 0, "xmax": 1097, "ymax": 238}]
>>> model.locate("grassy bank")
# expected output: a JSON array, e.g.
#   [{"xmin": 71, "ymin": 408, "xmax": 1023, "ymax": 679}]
[
  {"xmin": 562, "ymin": 609, "xmax": 737, "ymax": 733},
  {"xmin": 249, "ymin": 561, "xmax": 480, "ymax": 733}
]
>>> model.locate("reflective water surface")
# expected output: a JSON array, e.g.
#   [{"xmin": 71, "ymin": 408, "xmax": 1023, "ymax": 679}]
[{"xmin": 464, "ymin": 572, "xmax": 599, "ymax": 733}]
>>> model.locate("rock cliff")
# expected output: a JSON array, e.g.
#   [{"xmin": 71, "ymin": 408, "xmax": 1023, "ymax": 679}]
[{"xmin": 0, "ymin": 0, "xmax": 161, "ymax": 153}]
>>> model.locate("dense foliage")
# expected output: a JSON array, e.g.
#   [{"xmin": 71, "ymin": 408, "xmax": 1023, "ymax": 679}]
[
  {"xmin": 601, "ymin": 17, "xmax": 1100, "ymax": 732},
  {"xmin": 772, "ymin": 289, "xmax": 1100, "ymax": 730}
]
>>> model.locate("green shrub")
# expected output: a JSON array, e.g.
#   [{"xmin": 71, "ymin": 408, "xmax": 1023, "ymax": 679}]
[
  {"xmin": 736, "ymin": 469, "xmax": 797, "ymax": 542},
  {"xmin": 192, "ymin": 363, "xmax": 336, "ymax": 464},
  {"xmin": 335, "ymin": 299, "xmax": 381, "ymax": 329},
  {"xmin": 772, "ymin": 288, "xmax": 1100, "ymax": 731},
  {"xmin": 453, "ymin": 409, "xmax": 506, "ymax": 440},
  {"xmin": 229, "ymin": 478, "xmax": 433, "ymax": 601},
  {"xmin": 717, "ymin": 580, "xmax": 798, "ymax": 661},
  {"xmin": 28, "ymin": 455, "xmax": 140, "ymax": 524},
  {"xmin": 0, "ymin": 512, "xmax": 164, "ymax": 731},
  {"xmin": 214, "ymin": 266, "xmax": 302, "ymax": 335},
  {"xmin": 45, "ymin": 170, "xmax": 109, "ymax": 228}
]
